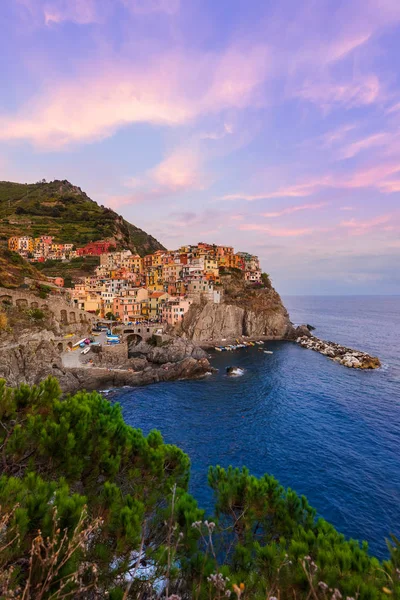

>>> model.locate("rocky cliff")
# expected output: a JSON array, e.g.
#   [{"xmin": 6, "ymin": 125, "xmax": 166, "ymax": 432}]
[
  {"xmin": 0, "ymin": 289, "xmax": 211, "ymax": 392},
  {"xmin": 179, "ymin": 271, "xmax": 296, "ymax": 343}
]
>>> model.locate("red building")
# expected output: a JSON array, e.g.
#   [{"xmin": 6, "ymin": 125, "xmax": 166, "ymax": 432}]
[{"xmin": 76, "ymin": 240, "xmax": 113, "ymax": 256}]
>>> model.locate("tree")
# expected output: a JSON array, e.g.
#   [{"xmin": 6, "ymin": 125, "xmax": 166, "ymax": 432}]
[
  {"xmin": 0, "ymin": 378, "xmax": 398, "ymax": 599},
  {"xmin": 105, "ymin": 311, "xmax": 117, "ymax": 321},
  {"xmin": 63, "ymin": 276, "xmax": 74, "ymax": 288}
]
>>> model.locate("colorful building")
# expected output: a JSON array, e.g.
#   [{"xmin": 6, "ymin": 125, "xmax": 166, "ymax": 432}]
[{"xmin": 76, "ymin": 240, "xmax": 113, "ymax": 256}]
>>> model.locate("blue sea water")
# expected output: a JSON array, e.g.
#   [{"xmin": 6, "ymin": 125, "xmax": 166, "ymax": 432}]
[{"xmin": 111, "ymin": 296, "xmax": 400, "ymax": 558}]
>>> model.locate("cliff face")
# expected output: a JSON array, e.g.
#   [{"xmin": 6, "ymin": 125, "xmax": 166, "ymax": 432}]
[{"xmin": 179, "ymin": 271, "xmax": 295, "ymax": 342}]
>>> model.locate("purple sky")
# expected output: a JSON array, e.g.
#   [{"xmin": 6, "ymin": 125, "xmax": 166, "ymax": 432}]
[{"xmin": 1, "ymin": 0, "xmax": 400, "ymax": 294}]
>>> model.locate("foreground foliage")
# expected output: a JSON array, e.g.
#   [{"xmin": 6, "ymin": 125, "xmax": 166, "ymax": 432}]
[{"xmin": 0, "ymin": 378, "xmax": 399, "ymax": 599}]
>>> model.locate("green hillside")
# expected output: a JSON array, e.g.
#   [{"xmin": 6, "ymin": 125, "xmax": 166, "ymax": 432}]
[
  {"xmin": 0, "ymin": 247, "xmax": 46, "ymax": 288},
  {"xmin": 0, "ymin": 179, "xmax": 165, "ymax": 254}
]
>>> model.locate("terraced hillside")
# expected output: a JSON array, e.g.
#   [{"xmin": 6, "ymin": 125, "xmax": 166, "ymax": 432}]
[{"xmin": 0, "ymin": 179, "xmax": 164, "ymax": 254}]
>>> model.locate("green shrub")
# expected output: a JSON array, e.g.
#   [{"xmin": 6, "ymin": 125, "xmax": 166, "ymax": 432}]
[
  {"xmin": 0, "ymin": 378, "xmax": 398, "ymax": 599},
  {"xmin": 27, "ymin": 308, "xmax": 45, "ymax": 321}
]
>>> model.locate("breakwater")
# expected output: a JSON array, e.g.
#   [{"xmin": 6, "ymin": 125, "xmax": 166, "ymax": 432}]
[{"xmin": 296, "ymin": 335, "xmax": 381, "ymax": 369}]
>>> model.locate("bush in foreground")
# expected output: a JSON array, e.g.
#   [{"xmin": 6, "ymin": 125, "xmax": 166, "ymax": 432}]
[{"xmin": 0, "ymin": 378, "xmax": 399, "ymax": 599}]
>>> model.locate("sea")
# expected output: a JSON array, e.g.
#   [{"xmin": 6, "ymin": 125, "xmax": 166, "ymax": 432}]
[{"xmin": 110, "ymin": 296, "xmax": 400, "ymax": 558}]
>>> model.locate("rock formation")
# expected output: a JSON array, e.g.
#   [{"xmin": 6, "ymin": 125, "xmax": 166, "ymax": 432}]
[
  {"xmin": 178, "ymin": 271, "xmax": 295, "ymax": 343},
  {"xmin": 296, "ymin": 335, "xmax": 381, "ymax": 369}
]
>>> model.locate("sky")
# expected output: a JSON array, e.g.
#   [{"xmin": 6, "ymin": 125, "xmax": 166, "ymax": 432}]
[{"xmin": 1, "ymin": 0, "xmax": 400, "ymax": 295}]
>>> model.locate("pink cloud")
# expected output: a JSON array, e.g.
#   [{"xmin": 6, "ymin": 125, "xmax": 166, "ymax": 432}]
[
  {"xmin": 0, "ymin": 45, "xmax": 269, "ymax": 148},
  {"xmin": 342, "ymin": 162, "xmax": 400, "ymax": 190},
  {"xmin": 320, "ymin": 124, "xmax": 357, "ymax": 148},
  {"xmin": 239, "ymin": 224, "xmax": 316, "ymax": 237},
  {"xmin": 262, "ymin": 202, "xmax": 328, "ymax": 218},
  {"xmin": 223, "ymin": 158, "xmax": 400, "ymax": 204},
  {"xmin": 295, "ymin": 74, "xmax": 381, "ymax": 112},
  {"xmin": 128, "ymin": 148, "xmax": 207, "ymax": 194},
  {"xmin": 338, "ymin": 132, "xmax": 392, "ymax": 160},
  {"xmin": 222, "ymin": 177, "xmax": 332, "ymax": 201},
  {"xmin": 386, "ymin": 102, "xmax": 400, "ymax": 115},
  {"xmin": 340, "ymin": 214, "xmax": 393, "ymax": 235}
]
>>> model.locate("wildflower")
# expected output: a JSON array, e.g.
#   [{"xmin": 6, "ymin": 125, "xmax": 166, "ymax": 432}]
[
  {"xmin": 232, "ymin": 583, "xmax": 242, "ymax": 596},
  {"xmin": 318, "ymin": 582, "xmax": 329, "ymax": 591}
]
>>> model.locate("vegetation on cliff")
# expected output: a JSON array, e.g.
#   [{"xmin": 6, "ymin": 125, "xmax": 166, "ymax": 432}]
[
  {"xmin": 0, "ymin": 179, "xmax": 164, "ymax": 255},
  {"xmin": 0, "ymin": 378, "xmax": 399, "ymax": 599},
  {"xmin": 0, "ymin": 247, "xmax": 46, "ymax": 288}
]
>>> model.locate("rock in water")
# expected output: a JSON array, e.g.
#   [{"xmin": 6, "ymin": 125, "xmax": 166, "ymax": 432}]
[{"xmin": 296, "ymin": 335, "xmax": 381, "ymax": 369}]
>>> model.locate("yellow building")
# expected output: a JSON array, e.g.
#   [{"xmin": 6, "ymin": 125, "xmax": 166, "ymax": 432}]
[
  {"xmin": 204, "ymin": 256, "xmax": 219, "ymax": 273},
  {"xmin": 8, "ymin": 237, "xmax": 19, "ymax": 252},
  {"xmin": 146, "ymin": 265, "xmax": 164, "ymax": 291},
  {"xmin": 126, "ymin": 254, "xmax": 144, "ymax": 273},
  {"xmin": 218, "ymin": 253, "xmax": 236, "ymax": 268},
  {"xmin": 149, "ymin": 291, "xmax": 170, "ymax": 318},
  {"xmin": 151, "ymin": 251, "xmax": 165, "ymax": 267},
  {"xmin": 17, "ymin": 236, "xmax": 34, "ymax": 255}
]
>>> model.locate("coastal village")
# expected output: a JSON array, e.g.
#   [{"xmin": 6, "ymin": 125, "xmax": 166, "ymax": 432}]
[{"xmin": 7, "ymin": 235, "xmax": 262, "ymax": 325}]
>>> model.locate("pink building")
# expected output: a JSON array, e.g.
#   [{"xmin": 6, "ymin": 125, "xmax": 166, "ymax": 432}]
[{"xmin": 162, "ymin": 297, "xmax": 193, "ymax": 326}]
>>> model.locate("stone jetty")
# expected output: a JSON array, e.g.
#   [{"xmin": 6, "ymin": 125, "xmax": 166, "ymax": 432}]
[{"xmin": 296, "ymin": 335, "xmax": 381, "ymax": 369}]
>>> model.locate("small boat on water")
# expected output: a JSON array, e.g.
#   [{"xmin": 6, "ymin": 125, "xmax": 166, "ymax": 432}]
[{"xmin": 264, "ymin": 350, "xmax": 273, "ymax": 354}]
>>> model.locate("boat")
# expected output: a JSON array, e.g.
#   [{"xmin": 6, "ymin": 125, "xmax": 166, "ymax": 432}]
[
  {"xmin": 215, "ymin": 347, "xmax": 223, "ymax": 352},
  {"xmin": 73, "ymin": 338, "xmax": 89, "ymax": 348},
  {"xmin": 81, "ymin": 346, "xmax": 90, "ymax": 355},
  {"xmin": 264, "ymin": 350, "xmax": 273, "ymax": 354}
]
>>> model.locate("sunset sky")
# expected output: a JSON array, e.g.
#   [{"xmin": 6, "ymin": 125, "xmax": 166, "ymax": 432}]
[{"xmin": 1, "ymin": 0, "xmax": 400, "ymax": 294}]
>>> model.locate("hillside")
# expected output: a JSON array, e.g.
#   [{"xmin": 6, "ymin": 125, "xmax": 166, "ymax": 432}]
[
  {"xmin": 0, "ymin": 247, "xmax": 45, "ymax": 288},
  {"xmin": 0, "ymin": 179, "xmax": 165, "ymax": 254}
]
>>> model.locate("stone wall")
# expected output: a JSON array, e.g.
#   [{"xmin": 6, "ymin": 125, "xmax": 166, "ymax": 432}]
[
  {"xmin": 121, "ymin": 323, "xmax": 162, "ymax": 342},
  {"xmin": 0, "ymin": 287, "xmax": 95, "ymax": 328}
]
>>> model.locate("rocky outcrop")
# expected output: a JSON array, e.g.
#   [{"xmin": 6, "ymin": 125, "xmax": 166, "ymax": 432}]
[
  {"xmin": 0, "ymin": 332, "xmax": 212, "ymax": 394},
  {"xmin": 297, "ymin": 335, "xmax": 381, "ymax": 369},
  {"xmin": 60, "ymin": 337, "xmax": 211, "ymax": 393},
  {"xmin": 0, "ymin": 338, "xmax": 66, "ymax": 387},
  {"xmin": 59, "ymin": 356, "xmax": 211, "ymax": 394},
  {"xmin": 179, "ymin": 283, "xmax": 295, "ymax": 343}
]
